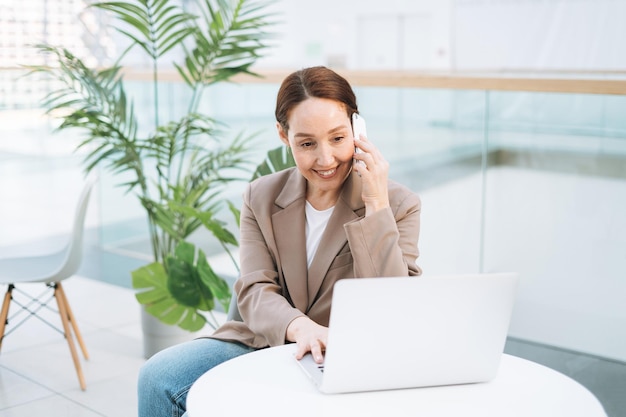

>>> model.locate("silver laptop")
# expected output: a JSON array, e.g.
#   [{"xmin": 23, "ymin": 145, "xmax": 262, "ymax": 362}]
[{"xmin": 296, "ymin": 272, "xmax": 519, "ymax": 394}]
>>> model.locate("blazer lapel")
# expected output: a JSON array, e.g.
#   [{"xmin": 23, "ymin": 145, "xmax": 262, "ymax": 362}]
[
  {"xmin": 306, "ymin": 172, "xmax": 365, "ymax": 310},
  {"xmin": 273, "ymin": 170, "xmax": 309, "ymax": 313}
]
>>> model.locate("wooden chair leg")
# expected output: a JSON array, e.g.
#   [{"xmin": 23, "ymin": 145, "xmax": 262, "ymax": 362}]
[
  {"xmin": 56, "ymin": 282, "xmax": 89, "ymax": 360},
  {"xmin": 54, "ymin": 283, "xmax": 87, "ymax": 391},
  {"xmin": 0, "ymin": 285, "xmax": 12, "ymax": 353}
]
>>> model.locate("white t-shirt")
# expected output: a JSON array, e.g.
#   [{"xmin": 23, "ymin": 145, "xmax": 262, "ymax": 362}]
[{"xmin": 305, "ymin": 201, "xmax": 334, "ymax": 268}]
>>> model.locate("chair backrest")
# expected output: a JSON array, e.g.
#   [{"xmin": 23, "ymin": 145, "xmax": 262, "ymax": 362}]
[{"xmin": 53, "ymin": 176, "xmax": 97, "ymax": 280}]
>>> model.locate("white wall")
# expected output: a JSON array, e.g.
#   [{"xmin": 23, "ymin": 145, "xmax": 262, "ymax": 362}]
[
  {"xmin": 258, "ymin": 0, "xmax": 452, "ymax": 70},
  {"xmin": 419, "ymin": 167, "xmax": 626, "ymax": 362},
  {"xmin": 484, "ymin": 167, "xmax": 626, "ymax": 362},
  {"xmin": 258, "ymin": 0, "xmax": 626, "ymax": 72},
  {"xmin": 453, "ymin": 0, "xmax": 626, "ymax": 71}
]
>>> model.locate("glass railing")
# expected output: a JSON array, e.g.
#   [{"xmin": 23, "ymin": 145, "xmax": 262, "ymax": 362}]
[{"xmin": 1, "ymin": 69, "xmax": 625, "ymax": 363}]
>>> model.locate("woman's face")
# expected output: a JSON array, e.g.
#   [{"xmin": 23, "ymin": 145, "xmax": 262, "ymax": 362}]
[{"xmin": 278, "ymin": 97, "xmax": 355, "ymax": 201}]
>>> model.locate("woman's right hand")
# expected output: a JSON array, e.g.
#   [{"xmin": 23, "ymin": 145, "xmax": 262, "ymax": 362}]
[
  {"xmin": 353, "ymin": 136, "xmax": 390, "ymax": 216},
  {"xmin": 286, "ymin": 316, "xmax": 328, "ymax": 364}
]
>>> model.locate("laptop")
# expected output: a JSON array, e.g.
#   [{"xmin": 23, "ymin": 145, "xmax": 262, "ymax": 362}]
[{"xmin": 296, "ymin": 272, "xmax": 519, "ymax": 394}]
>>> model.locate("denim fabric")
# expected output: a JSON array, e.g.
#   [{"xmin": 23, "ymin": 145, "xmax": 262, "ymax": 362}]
[{"xmin": 137, "ymin": 338, "xmax": 256, "ymax": 417}]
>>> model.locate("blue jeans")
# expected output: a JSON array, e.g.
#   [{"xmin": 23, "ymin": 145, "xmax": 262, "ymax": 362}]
[{"xmin": 138, "ymin": 338, "xmax": 256, "ymax": 417}]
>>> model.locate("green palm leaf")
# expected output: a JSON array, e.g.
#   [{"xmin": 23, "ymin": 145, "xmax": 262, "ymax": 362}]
[
  {"xmin": 251, "ymin": 145, "xmax": 296, "ymax": 181},
  {"xmin": 29, "ymin": 0, "xmax": 278, "ymax": 332},
  {"xmin": 132, "ymin": 241, "xmax": 231, "ymax": 330},
  {"xmin": 132, "ymin": 256, "xmax": 214, "ymax": 332},
  {"xmin": 177, "ymin": 0, "xmax": 276, "ymax": 87},
  {"xmin": 26, "ymin": 45, "xmax": 143, "ymax": 191},
  {"xmin": 92, "ymin": 0, "xmax": 196, "ymax": 60}
]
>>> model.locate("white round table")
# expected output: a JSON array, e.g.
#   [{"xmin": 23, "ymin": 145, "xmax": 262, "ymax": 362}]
[{"xmin": 187, "ymin": 344, "xmax": 607, "ymax": 417}]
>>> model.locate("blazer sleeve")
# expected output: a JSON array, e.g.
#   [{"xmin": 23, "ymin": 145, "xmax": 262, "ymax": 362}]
[
  {"xmin": 234, "ymin": 183, "xmax": 305, "ymax": 347},
  {"xmin": 344, "ymin": 187, "xmax": 421, "ymax": 278}
]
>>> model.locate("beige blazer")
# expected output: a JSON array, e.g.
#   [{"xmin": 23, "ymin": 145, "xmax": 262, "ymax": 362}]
[{"xmin": 210, "ymin": 168, "xmax": 421, "ymax": 348}]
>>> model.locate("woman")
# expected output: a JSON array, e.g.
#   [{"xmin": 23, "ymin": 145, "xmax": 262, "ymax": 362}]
[{"xmin": 138, "ymin": 66, "xmax": 421, "ymax": 417}]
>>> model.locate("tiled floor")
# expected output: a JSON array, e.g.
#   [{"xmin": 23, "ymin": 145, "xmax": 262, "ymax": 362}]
[
  {"xmin": 0, "ymin": 277, "xmax": 144, "ymax": 416},
  {"xmin": 0, "ymin": 277, "xmax": 226, "ymax": 416}
]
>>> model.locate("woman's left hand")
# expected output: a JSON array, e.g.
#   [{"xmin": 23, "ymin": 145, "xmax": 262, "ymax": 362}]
[{"xmin": 353, "ymin": 136, "xmax": 390, "ymax": 216}]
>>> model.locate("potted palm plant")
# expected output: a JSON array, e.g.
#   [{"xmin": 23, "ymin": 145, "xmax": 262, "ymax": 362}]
[{"xmin": 27, "ymin": 0, "xmax": 277, "ymax": 354}]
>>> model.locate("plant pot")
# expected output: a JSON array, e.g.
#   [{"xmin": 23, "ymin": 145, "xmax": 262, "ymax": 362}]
[{"xmin": 140, "ymin": 307, "xmax": 200, "ymax": 359}]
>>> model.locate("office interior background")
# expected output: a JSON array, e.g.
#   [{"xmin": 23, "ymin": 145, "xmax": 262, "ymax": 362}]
[{"xmin": 1, "ymin": 0, "xmax": 625, "ymax": 416}]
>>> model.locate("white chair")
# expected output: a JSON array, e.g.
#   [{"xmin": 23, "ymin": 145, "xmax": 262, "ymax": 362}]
[{"xmin": 0, "ymin": 176, "xmax": 97, "ymax": 390}]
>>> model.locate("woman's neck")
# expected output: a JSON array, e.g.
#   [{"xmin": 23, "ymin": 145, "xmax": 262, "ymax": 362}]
[{"xmin": 306, "ymin": 188, "xmax": 339, "ymax": 211}]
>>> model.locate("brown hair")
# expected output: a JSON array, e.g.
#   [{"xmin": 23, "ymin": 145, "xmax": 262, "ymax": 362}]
[{"xmin": 275, "ymin": 66, "xmax": 358, "ymax": 132}]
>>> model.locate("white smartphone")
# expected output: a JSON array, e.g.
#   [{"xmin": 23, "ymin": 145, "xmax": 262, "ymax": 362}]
[
  {"xmin": 352, "ymin": 112, "xmax": 367, "ymax": 142},
  {"xmin": 352, "ymin": 113, "xmax": 367, "ymax": 170}
]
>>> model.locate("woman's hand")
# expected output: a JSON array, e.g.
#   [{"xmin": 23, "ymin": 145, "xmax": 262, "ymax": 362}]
[
  {"xmin": 353, "ymin": 136, "xmax": 390, "ymax": 216},
  {"xmin": 286, "ymin": 316, "xmax": 328, "ymax": 364}
]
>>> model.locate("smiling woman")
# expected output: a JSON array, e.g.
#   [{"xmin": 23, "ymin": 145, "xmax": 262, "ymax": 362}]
[
  {"xmin": 278, "ymin": 97, "xmax": 356, "ymax": 210},
  {"xmin": 137, "ymin": 66, "xmax": 422, "ymax": 417}
]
